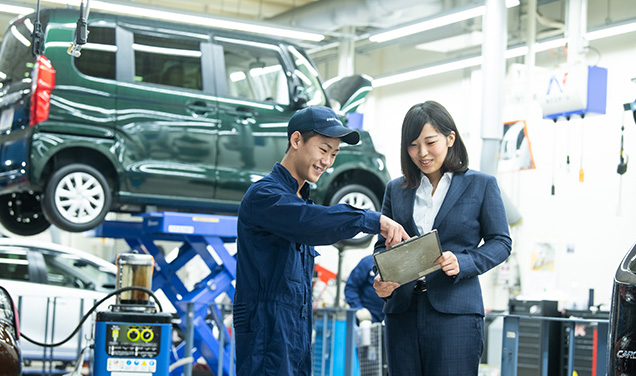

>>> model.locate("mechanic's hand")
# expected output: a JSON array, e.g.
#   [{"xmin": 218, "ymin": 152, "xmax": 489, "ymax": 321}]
[
  {"xmin": 435, "ymin": 251, "xmax": 460, "ymax": 277},
  {"xmin": 373, "ymin": 274, "xmax": 400, "ymax": 298},
  {"xmin": 379, "ymin": 215, "xmax": 410, "ymax": 249}
]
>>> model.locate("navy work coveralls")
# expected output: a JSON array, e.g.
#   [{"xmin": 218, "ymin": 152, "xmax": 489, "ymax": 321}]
[
  {"xmin": 344, "ymin": 255, "xmax": 385, "ymax": 323},
  {"xmin": 234, "ymin": 163, "xmax": 381, "ymax": 376}
]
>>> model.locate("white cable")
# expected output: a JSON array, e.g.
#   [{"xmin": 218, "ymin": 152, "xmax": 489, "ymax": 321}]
[
  {"xmin": 168, "ymin": 357, "xmax": 195, "ymax": 372},
  {"xmin": 62, "ymin": 345, "xmax": 88, "ymax": 376}
]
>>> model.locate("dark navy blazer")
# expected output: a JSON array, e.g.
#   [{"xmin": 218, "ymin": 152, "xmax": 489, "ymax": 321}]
[{"xmin": 374, "ymin": 169, "xmax": 512, "ymax": 316}]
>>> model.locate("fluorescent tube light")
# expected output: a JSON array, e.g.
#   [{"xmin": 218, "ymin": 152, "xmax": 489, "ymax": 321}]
[
  {"xmin": 8, "ymin": 0, "xmax": 324, "ymax": 42},
  {"xmin": 373, "ymin": 56, "xmax": 483, "ymax": 87},
  {"xmin": 0, "ymin": 4, "xmax": 35, "ymax": 14},
  {"xmin": 370, "ymin": 5, "xmax": 486, "ymax": 43},
  {"xmin": 415, "ymin": 31, "xmax": 483, "ymax": 53},
  {"xmin": 373, "ymin": 37, "xmax": 568, "ymax": 88},
  {"xmin": 369, "ymin": 1, "xmax": 522, "ymax": 44},
  {"xmin": 586, "ymin": 20, "xmax": 636, "ymax": 41},
  {"xmin": 504, "ymin": 46, "xmax": 528, "ymax": 59},
  {"xmin": 91, "ymin": 0, "xmax": 325, "ymax": 41},
  {"xmin": 535, "ymin": 38, "xmax": 567, "ymax": 52}
]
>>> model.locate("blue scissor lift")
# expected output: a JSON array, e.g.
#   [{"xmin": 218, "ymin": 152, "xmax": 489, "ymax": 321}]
[{"xmin": 92, "ymin": 212, "xmax": 238, "ymax": 376}]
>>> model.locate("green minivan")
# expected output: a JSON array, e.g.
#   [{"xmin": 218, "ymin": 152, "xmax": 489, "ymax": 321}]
[{"xmin": 0, "ymin": 9, "xmax": 390, "ymax": 241}]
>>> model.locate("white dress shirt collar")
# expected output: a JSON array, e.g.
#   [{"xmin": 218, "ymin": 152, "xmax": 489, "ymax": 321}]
[{"xmin": 413, "ymin": 172, "xmax": 453, "ymax": 235}]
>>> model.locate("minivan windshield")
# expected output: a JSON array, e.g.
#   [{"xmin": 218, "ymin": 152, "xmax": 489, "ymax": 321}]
[
  {"xmin": 0, "ymin": 14, "xmax": 47, "ymax": 84},
  {"xmin": 287, "ymin": 45, "xmax": 327, "ymax": 106}
]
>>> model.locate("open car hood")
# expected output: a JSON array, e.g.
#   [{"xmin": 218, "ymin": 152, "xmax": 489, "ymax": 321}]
[{"xmin": 324, "ymin": 74, "xmax": 373, "ymax": 114}]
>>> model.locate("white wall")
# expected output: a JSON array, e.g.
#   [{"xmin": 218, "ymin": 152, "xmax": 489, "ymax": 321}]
[{"xmin": 322, "ymin": 31, "xmax": 636, "ymax": 312}]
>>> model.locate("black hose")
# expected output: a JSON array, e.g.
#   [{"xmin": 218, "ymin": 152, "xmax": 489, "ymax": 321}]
[
  {"xmin": 21, "ymin": 286, "xmax": 163, "ymax": 348},
  {"xmin": 31, "ymin": 0, "xmax": 44, "ymax": 56}
]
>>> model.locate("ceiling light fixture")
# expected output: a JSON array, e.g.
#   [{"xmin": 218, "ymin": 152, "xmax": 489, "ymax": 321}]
[
  {"xmin": 374, "ymin": 23, "xmax": 636, "ymax": 88},
  {"xmin": 534, "ymin": 37, "xmax": 567, "ymax": 52},
  {"xmin": 415, "ymin": 31, "xmax": 483, "ymax": 53},
  {"xmin": 0, "ymin": 4, "xmax": 35, "ymax": 15},
  {"xmin": 373, "ymin": 56, "xmax": 483, "ymax": 87},
  {"xmin": 370, "ymin": 5, "xmax": 486, "ymax": 43},
  {"xmin": 0, "ymin": 0, "xmax": 325, "ymax": 42},
  {"xmin": 369, "ymin": 1, "xmax": 520, "ymax": 44},
  {"xmin": 373, "ymin": 37, "xmax": 569, "ymax": 88},
  {"xmin": 586, "ymin": 20, "xmax": 636, "ymax": 41}
]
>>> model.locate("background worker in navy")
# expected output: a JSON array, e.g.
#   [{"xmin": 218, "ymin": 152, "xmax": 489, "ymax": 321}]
[
  {"xmin": 345, "ymin": 255, "xmax": 385, "ymax": 323},
  {"xmin": 233, "ymin": 106, "xmax": 410, "ymax": 376}
]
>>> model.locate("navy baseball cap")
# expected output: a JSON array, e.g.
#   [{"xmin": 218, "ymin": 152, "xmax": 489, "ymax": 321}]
[{"xmin": 287, "ymin": 106, "xmax": 360, "ymax": 145}]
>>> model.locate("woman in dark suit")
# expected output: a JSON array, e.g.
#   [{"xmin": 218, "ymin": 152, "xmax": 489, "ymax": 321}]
[{"xmin": 373, "ymin": 101, "xmax": 512, "ymax": 375}]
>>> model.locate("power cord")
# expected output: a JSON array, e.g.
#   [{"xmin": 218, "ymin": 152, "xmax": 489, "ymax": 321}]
[
  {"xmin": 617, "ymin": 124, "xmax": 628, "ymax": 175},
  {"xmin": 20, "ymin": 286, "xmax": 163, "ymax": 348}
]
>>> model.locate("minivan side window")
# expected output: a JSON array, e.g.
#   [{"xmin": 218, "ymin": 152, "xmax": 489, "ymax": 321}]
[
  {"xmin": 287, "ymin": 45, "xmax": 327, "ymax": 106},
  {"xmin": 74, "ymin": 26, "xmax": 116, "ymax": 79},
  {"xmin": 218, "ymin": 38, "xmax": 290, "ymax": 106},
  {"xmin": 0, "ymin": 249, "xmax": 29, "ymax": 281},
  {"xmin": 133, "ymin": 32, "xmax": 202, "ymax": 90},
  {"xmin": 0, "ymin": 14, "xmax": 49, "ymax": 84}
]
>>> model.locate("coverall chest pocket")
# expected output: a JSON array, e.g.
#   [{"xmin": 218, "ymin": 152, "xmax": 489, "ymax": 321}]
[{"xmin": 284, "ymin": 243, "xmax": 312, "ymax": 284}]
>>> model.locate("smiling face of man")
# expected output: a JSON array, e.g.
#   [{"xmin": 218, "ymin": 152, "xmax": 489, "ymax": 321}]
[{"xmin": 284, "ymin": 131, "xmax": 341, "ymax": 191}]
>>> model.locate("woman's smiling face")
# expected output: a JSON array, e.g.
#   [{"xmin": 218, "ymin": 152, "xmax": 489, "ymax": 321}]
[{"xmin": 407, "ymin": 123, "xmax": 455, "ymax": 180}]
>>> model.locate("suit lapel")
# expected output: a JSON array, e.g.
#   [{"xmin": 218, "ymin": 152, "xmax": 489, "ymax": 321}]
[
  {"xmin": 398, "ymin": 185, "xmax": 419, "ymax": 236},
  {"xmin": 433, "ymin": 171, "xmax": 470, "ymax": 228}
]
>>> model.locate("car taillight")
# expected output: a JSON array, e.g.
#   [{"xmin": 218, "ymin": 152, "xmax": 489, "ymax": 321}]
[{"xmin": 29, "ymin": 55, "xmax": 56, "ymax": 126}]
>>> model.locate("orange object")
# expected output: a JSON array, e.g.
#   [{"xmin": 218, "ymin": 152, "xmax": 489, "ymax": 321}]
[{"xmin": 315, "ymin": 264, "xmax": 337, "ymax": 284}]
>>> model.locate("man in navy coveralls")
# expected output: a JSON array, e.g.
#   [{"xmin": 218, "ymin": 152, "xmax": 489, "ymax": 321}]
[{"xmin": 234, "ymin": 106, "xmax": 408, "ymax": 376}]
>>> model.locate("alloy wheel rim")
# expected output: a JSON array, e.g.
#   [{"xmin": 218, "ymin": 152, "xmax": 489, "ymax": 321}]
[
  {"xmin": 338, "ymin": 192, "xmax": 375, "ymax": 210},
  {"xmin": 54, "ymin": 172, "xmax": 105, "ymax": 224},
  {"xmin": 339, "ymin": 192, "xmax": 375, "ymax": 239}
]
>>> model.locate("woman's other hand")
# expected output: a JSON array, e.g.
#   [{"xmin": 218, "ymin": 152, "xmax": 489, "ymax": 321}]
[
  {"xmin": 435, "ymin": 251, "xmax": 459, "ymax": 277},
  {"xmin": 373, "ymin": 274, "xmax": 400, "ymax": 298}
]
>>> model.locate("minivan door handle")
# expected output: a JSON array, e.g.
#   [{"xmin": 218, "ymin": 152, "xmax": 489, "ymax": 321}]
[
  {"xmin": 186, "ymin": 100, "xmax": 216, "ymax": 116},
  {"xmin": 230, "ymin": 106, "xmax": 256, "ymax": 125}
]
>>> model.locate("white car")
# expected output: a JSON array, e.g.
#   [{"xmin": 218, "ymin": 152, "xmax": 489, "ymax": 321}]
[{"xmin": 0, "ymin": 238, "xmax": 117, "ymax": 367}]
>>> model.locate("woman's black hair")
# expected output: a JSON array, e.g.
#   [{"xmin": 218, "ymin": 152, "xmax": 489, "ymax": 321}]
[{"xmin": 400, "ymin": 101, "xmax": 469, "ymax": 189}]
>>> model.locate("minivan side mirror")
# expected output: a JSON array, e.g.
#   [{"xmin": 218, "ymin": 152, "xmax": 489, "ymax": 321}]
[
  {"xmin": 292, "ymin": 85, "xmax": 308, "ymax": 109},
  {"xmin": 323, "ymin": 74, "xmax": 373, "ymax": 114}
]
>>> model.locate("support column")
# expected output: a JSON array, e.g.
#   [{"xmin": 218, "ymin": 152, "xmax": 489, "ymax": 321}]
[
  {"xmin": 480, "ymin": 0, "xmax": 507, "ymax": 176},
  {"xmin": 480, "ymin": 0, "xmax": 523, "ymax": 226},
  {"xmin": 566, "ymin": 0, "xmax": 588, "ymax": 64},
  {"xmin": 337, "ymin": 25, "xmax": 356, "ymax": 77}
]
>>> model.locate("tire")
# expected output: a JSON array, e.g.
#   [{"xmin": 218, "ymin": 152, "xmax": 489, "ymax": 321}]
[
  {"xmin": 0, "ymin": 191, "xmax": 51, "ymax": 236},
  {"xmin": 328, "ymin": 184, "xmax": 381, "ymax": 248},
  {"xmin": 41, "ymin": 164, "xmax": 112, "ymax": 233}
]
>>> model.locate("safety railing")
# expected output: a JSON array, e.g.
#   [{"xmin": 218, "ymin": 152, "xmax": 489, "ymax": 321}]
[
  {"xmin": 17, "ymin": 295, "xmax": 98, "ymax": 376},
  {"xmin": 312, "ymin": 308, "xmax": 357, "ymax": 376}
]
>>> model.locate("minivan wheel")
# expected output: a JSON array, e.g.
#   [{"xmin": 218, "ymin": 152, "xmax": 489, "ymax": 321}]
[
  {"xmin": 42, "ymin": 164, "xmax": 112, "ymax": 233},
  {"xmin": 0, "ymin": 192, "xmax": 51, "ymax": 236},
  {"xmin": 328, "ymin": 184, "xmax": 381, "ymax": 248}
]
